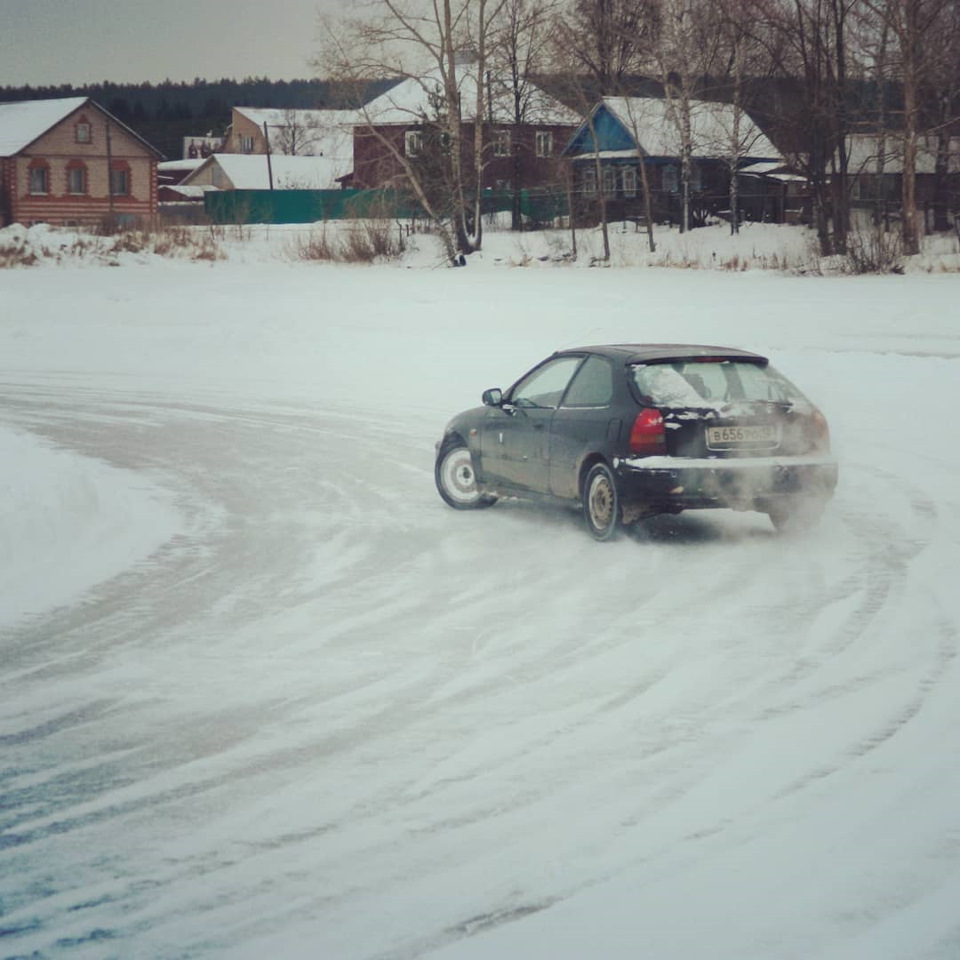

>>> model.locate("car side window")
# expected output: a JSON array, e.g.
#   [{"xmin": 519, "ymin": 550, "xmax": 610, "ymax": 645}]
[
  {"xmin": 510, "ymin": 356, "xmax": 583, "ymax": 409},
  {"xmin": 561, "ymin": 355, "xmax": 613, "ymax": 407}
]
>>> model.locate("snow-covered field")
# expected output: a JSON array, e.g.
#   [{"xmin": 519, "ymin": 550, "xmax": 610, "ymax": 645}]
[{"xmin": 1, "ymin": 223, "xmax": 959, "ymax": 960}]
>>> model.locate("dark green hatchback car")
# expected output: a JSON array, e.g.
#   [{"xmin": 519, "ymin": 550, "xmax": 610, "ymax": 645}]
[{"xmin": 435, "ymin": 344, "xmax": 838, "ymax": 540}]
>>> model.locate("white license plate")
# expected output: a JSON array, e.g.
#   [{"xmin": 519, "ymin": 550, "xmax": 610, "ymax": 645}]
[{"xmin": 706, "ymin": 423, "xmax": 780, "ymax": 449}]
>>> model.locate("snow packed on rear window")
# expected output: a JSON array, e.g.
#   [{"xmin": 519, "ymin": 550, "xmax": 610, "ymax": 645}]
[{"xmin": 630, "ymin": 361, "xmax": 808, "ymax": 409}]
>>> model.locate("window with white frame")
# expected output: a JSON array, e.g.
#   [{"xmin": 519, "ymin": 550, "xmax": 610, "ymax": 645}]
[
  {"xmin": 492, "ymin": 130, "xmax": 511, "ymax": 157},
  {"xmin": 582, "ymin": 165, "xmax": 597, "ymax": 196},
  {"xmin": 405, "ymin": 129, "xmax": 423, "ymax": 157},
  {"xmin": 602, "ymin": 165, "xmax": 616, "ymax": 196},
  {"xmin": 76, "ymin": 121, "xmax": 91, "ymax": 143},
  {"xmin": 622, "ymin": 166, "xmax": 637, "ymax": 198},
  {"xmin": 239, "ymin": 135, "xmax": 254, "ymax": 153},
  {"xmin": 67, "ymin": 164, "xmax": 87, "ymax": 195},
  {"xmin": 29, "ymin": 164, "xmax": 50, "ymax": 194},
  {"xmin": 535, "ymin": 131, "xmax": 553, "ymax": 158},
  {"xmin": 662, "ymin": 164, "xmax": 678, "ymax": 193}
]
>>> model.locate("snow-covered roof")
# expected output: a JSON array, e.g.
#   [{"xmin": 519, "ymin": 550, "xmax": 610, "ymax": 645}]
[
  {"xmin": 234, "ymin": 106, "xmax": 359, "ymax": 131},
  {"xmin": 601, "ymin": 97, "xmax": 780, "ymax": 160},
  {"xmin": 158, "ymin": 159, "xmax": 206, "ymax": 179},
  {"xmin": 233, "ymin": 107, "xmax": 357, "ymax": 160},
  {"xmin": 360, "ymin": 66, "xmax": 580, "ymax": 126},
  {"xmin": 161, "ymin": 184, "xmax": 217, "ymax": 199},
  {"xmin": 0, "ymin": 97, "xmax": 87, "ymax": 156},
  {"xmin": 183, "ymin": 153, "xmax": 350, "ymax": 190}
]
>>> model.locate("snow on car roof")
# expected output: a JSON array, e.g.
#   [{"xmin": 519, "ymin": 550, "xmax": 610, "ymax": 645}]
[{"xmin": 562, "ymin": 344, "xmax": 768, "ymax": 363}]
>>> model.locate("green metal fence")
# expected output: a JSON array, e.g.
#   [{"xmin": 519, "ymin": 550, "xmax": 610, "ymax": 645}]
[
  {"xmin": 204, "ymin": 189, "xmax": 422, "ymax": 224},
  {"xmin": 204, "ymin": 187, "xmax": 569, "ymax": 225}
]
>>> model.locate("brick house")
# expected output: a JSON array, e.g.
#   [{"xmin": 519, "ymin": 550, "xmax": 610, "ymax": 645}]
[{"xmin": 0, "ymin": 97, "xmax": 162, "ymax": 228}]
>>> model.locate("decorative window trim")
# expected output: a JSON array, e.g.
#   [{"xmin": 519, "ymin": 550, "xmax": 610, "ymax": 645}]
[
  {"xmin": 110, "ymin": 161, "xmax": 132, "ymax": 197},
  {"xmin": 535, "ymin": 131, "xmax": 553, "ymax": 158},
  {"xmin": 602, "ymin": 165, "xmax": 616, "ymax": 196},
  {"xmin": 66, "ymin": 160, "xmax": 88, "ymax": 195},
  {"xmin": 582, "ymin": 166, "xmax": 597, "ymax": 197},
  {"xmin": 622, "ymin": 166, "xmax": 637, "ymax": 198},
  {"xmin": 404, "ymin": 129, "xmax": 423, "ymax": 157},
  {"xmin": 28, "ymin": 160, "xmax": 50, "ymax": 195}
]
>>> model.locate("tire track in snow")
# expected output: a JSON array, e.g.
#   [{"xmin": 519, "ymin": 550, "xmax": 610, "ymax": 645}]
[{"xmin": 2, "ymin": 379, "xmax": 957, "ymax": 960}]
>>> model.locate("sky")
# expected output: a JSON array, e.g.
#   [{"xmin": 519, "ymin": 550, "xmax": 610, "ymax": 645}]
[{"xmin": 0, "ymin": 0, "xmax": 348, "ymax": 88}]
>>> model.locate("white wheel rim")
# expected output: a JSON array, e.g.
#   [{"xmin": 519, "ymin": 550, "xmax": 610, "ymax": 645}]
[
  {"xmin": 441, "ymin": 449, "xmax": 481, "ymax": 505},
  {"xmin": 589, "ymin": 473, "xmax": 614, "ymax": 529}
]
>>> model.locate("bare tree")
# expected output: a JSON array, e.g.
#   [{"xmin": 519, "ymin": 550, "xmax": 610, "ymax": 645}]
[
  {"xmin": 489, "ymin": 0, "xmax": 558, "ymax": 229},
  {"xmin": 860, "ymin": 0, "xmax": 953, "ymax": 253},
  {"xmin": 554, "ymin": 0, "xmax": 654, "ymax": 87},
  {"xmin": 713, "ymin": 0, "xmax": 781, "ymax": 233},
  {"xmin": 548, "ymin": 0, "xmax": 658, "ymax": 258},
  {"xmin": 763, "ymin": 0, "xmax": 853, "ymax": 254},
  {"xmin": 926, "ymin": 0, "xmax": 960, "ymax": 231},
  {"xmin": 646, "ymin": 0, "xmax": 725, "ymax": 232},
  {"xmin": 316, "ymin": 0, "xmax": 506, "ymax": 257},
  {"xmin": 270, "ymin": 109, "xmax": 323, "ymax": 155}
]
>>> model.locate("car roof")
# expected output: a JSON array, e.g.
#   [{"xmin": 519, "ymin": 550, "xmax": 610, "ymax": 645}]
[{"xmin": 559, "ymin": 344, "xmax": 769, "ymax": 364}]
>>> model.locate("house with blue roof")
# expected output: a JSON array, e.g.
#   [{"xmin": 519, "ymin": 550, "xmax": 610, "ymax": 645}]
[{"xmin": 562, "ymin": 97, "xmax": 787, "ymax": 227}]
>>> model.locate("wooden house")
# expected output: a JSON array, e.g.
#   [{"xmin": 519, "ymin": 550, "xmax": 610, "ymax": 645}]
[
  {"xmin": 562, "ymin": 97, "xmax": 782, "ymax": 226},
  {"xmin": 348, "ymin": 63, "xmax": 581, "ymax": 201},
  {"xmin": 0, "ymin": 97, "xmax": 162, "ymax": 228},
  {"xmin": 843, "ymin": 132, "xmax": 960, "ymax": 228}
]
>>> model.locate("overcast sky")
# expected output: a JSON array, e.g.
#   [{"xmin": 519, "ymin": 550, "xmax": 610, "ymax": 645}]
[{"xmin": 0, "ymin": 0, "xmax": 346, "ymax": 88}]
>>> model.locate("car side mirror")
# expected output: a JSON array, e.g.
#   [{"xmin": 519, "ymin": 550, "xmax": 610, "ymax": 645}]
[{"xmin": 482, "ymin": 388, "xmax": 503, "ymax": 407}]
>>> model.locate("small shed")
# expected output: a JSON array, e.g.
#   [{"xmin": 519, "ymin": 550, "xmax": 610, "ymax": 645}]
[{"xmin": 181, "ymin": 153, "xmax": 351, "ymax": 191}]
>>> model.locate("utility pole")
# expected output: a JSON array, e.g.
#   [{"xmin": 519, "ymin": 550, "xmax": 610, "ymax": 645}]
[
  {"xmin": 106, "ymin": 121, "xmax": 115, "ymax": 216},
  {"xmin": 263, "ymin": 122, "xmax": 274, "ymax": 190}
]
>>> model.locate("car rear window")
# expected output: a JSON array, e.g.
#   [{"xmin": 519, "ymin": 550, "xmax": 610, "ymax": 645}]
[{"xmin": 630, "ymin": 360, "xmax": 804, "ymax": 406}]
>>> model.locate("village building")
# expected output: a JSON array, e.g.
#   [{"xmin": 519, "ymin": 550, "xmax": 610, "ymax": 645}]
[
  {"xmin": 0, "ymin": 97, "xmax": 162, "ymax": 227},
  {"xmin": 224, "ymin": 106, "xmax": 356, "ymax": 161},
  {"xmin": 178, "ymin": 152, "xmax": 351, "ymax": 192},
  {"xmin": 843, "ymin": 132, "xmax": 960, "ymax": 228},
  {"xmin": 347, "ymin": 63, "xmax": 581, "ymax": 200},
  {"xmin": 563, "ymin": 97, "xmax": 783, "ymax": 225}
]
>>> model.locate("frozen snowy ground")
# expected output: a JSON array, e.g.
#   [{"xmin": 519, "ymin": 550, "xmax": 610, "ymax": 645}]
[{"xmin": 1, "ymin": 229, "xmax": 959, "ymax": 960}]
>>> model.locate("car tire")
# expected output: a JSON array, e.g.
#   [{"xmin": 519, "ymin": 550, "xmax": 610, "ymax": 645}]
[
  {"xmin": 767, "ymin": 497, "xmax": 826, "ymax": 533},
  {"xmin": 583, "ymin": 462, "xmax": 621, "ymax": 541},
  {"xmin": 435, "ymin": 441, "xmax": 497, "ymax": 510}
]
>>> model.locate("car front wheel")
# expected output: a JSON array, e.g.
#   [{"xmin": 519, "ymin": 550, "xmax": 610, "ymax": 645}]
[
  {"xmin": 435, "ymin": 442, "xmax": 497, "ymax": 510},
  {"xmin": 583, "ymin": 462, "xmax": 621, "ymax": 541}
]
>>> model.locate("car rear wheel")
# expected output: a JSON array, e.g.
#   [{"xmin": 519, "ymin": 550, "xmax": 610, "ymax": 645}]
[
  {"xmin": 435, "ymin": 442, "xmax": 496, "ymax": 510},
  {"xmin": 583, "ymin": 462, "xmax": 621, "ymax": 541}
]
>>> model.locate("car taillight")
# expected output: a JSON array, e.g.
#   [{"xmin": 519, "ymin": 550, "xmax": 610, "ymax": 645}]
[
  {"xmin": 630, "ymin": 408, "xmax": 666, "ymax": 455},
  {"xmin": 810, "ymin": 408, "xmax": 831, "ymax": 452}
]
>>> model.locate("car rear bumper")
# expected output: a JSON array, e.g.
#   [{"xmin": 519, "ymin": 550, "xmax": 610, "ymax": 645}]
[{"xmin": 613, "ymin": 454, "xmax": 839, "ymax": 511}]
